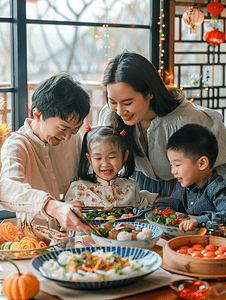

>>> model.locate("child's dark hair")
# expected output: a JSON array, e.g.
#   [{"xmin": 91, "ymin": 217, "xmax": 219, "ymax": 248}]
[
  {"xmin": 30, "ymin": 72, "xmax": 90, "ymax": 122},
  {"xmin": 78, "ymin": 126, "xmax": 135, "ymax": 182},
  {"xmin": 166, "ymin": 124, "xmax": 218, "ymax": 168}
]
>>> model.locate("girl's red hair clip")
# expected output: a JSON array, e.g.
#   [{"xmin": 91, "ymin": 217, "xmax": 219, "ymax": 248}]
[
  {"xmin": 86, "ymin": 123, "xmax": 91, "ymax": 132},
  {"xmin": 120, "ymin": 130, "xmax": 126, "ymax": 136}
]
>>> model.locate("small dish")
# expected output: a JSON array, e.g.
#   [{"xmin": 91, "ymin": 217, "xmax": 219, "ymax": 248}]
[{"xmin": 170, "ymin": 279, "xmax": 210, "ymax": 299}]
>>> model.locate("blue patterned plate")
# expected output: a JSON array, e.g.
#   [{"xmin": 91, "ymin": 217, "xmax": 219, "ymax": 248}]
[
  {"xmin": 145, "ymin": 211, "xmax": 199, "ymax": 239},
  {"xmin": 31, "ymin": 246, "xmax": 162, "ymax": 290}
]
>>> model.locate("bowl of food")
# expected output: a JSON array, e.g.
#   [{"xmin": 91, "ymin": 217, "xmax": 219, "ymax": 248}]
[
  {"xmin": 145, "ymin": 208, "xmax": 199, "ymax": 239},
  {"xmin": 84, "ymin": 206, "xmax": 143, "ymax": 226},
  {"xmin": 90, "ymin": 221, "xmax": 163, "ymax": 249},
  {"xmin": 162, "ymin": 235, "xmax": 226, "ymax": 277},
  {"xmin": 32, "ymin": 246, "xmax": 162, "ymax": 290},
  {"xmin": 170, "ymin": 279, "xmax": 210, "ymax": 300}
]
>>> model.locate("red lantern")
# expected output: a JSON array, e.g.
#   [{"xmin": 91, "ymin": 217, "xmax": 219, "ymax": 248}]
[
  {"xmin": 204, "ymin": 29, "xmax": 225, "ymax": 46},
  {"xmin": 206, "ymin": 1, "xmax": 224, "ymax": 17},
  {"xmin": 204, "ymin": 29, "xmax": 225, "ymax": 88}
]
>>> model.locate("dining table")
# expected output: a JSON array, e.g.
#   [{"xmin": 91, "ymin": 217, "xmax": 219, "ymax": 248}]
[{"xmin": 0, "ymin": 228, "xmax": 226, "ymax": 299}]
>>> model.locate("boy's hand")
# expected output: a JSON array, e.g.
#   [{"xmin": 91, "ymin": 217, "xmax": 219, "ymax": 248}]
[{"xmin": 179, "ymin": 219, "xmax": 198, "ymax": 231}]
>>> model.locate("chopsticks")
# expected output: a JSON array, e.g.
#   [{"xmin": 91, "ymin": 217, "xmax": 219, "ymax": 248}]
[
  {"xmin": 69, "ymin": 207, "xmax": 104, "ymax": 237},
  {"xmin": 81, "ymin": 206, "xmax": 133, "ymax": 212}
]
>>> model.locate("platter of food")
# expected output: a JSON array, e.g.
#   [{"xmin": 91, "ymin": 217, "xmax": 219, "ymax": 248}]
[
  {"xmin": 90, "ymin": 221, "xmax": 163, "ymax": 249},
  {"xmin": 162, "ymin": 235, "xmax": 226, "ymax": 278},
  {"xmin": 31, "ymin": 246, "xmax": 162, "ymax": 290},
  {"xmin": 145, "ymin": 207, "xmax": 199, "ymax": 239},
  {"xmin": 0, "ymin": 221, "xmax": 59, "ymax": 259},
  {"xmin": 84, "ymin": 206, "xmax": 143, "ymax": 226}
]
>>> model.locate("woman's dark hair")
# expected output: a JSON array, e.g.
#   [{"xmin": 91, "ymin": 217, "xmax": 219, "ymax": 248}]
[
  {"xmin": 78, "ymin": 126, "xmax": 135, "ymax": 183},
  {"xmin": 166, "ymin": 124, "xmax": 218, "ymax": 168},
  {"xmin": 103, "ymin": 50, "xmax": 183, "ymax": 116},
  {"xmin": 102, "ymin": 50, "xmax": 184, "ymax": 156},
  {"xmin": 30, "ymin": 72, "xmax": 90, "ymax": 122}
]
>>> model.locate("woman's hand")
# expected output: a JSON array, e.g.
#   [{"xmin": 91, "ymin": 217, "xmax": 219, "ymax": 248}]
[
  {"xmin": 44, "ymin": 200, "xmax": 90, "ymax": 235},
  {"xmin": 179, "ymin": 219, "xmax": 198, "ymax": 231},
  {"xmin": 68, "ymin": 199, "xmax": 85, "ymax": 211}
]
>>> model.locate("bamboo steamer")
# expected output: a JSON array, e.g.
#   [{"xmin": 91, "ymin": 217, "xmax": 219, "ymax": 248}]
[{"xmin": 163, "ymin": 235, "xmax": 226, "ymax": 276}]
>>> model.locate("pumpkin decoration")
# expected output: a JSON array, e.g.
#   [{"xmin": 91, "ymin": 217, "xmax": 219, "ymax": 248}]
[
  {"xmin": 2, "ymin": 255, "xmax": 39, "ymax": 300},
  {"xmin": 206, "ymin": 1, "xmax": 224, "ymax": 18},
  {"xmin": 182, "ymin": 7, "xmax": 204, "ymax": 33}
]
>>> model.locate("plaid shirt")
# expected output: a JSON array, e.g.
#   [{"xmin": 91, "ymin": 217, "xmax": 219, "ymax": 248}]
[{"xmin": 152, "ymin": 170, "xmax": 226, "ymax": 226}]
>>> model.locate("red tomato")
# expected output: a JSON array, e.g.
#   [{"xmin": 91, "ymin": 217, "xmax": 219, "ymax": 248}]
[
  {"xmin": 192, "ymin": 244, "xmax": 204, "ymax": 250},
  {"xmin": 177, "ymin": 249, "xmax": 187, "ymax": 255},
  {"xmin": 203, "ymin": 251, "xmax": 216, "ymax": 258},
  {"xmin": 192, "ymin": 251, "xmax": 203, "ymax": 258},
  {"xmin": 215, "ymin": 254, "xmax": 226, "ymax": 259},
  {"xmin": 205, "ymin": 244, "xmax": 217, "ymax": 252},
  {"xmin": 187, "ymin": 247, "xmax": 196, "ymax": 255},
  {"xmin": 218, "ymin": 246, "xmax": 226, "ymax": 252}
]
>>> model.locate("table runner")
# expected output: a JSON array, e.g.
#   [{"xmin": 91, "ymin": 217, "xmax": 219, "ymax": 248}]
[{"xmin": 0, "ymin": 258, "xmax": 192, "ymax": 300}]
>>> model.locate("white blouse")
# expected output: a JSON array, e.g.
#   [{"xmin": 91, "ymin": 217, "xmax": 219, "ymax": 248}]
[
  {"xmin": 98, "ymin": 99, "xmax": 226, "ymax": 181},
  {"xmin": 65, "ymin": 176, "xmax": 158, "ymax": 210}
]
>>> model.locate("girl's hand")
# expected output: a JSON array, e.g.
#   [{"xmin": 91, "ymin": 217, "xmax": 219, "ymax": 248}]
[
  {"xmin": 44, "ymin": 200, "xmax": 90, "ymax": 235},
  {"xmin": 179, "ymin": 219, "xmax": 198, "ymax": 231}
]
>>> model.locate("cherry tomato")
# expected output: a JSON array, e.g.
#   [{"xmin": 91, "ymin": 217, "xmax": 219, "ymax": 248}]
[
  {"xmin": 218, "ymin": 246, "xmax": 226, "ymax": 252},
  {"xmin": 187, "ymin": 247, "xmax": 196, "ymax": 255},
  {"xmin": 215, "ymin": 249, "xmax": 224, "ymax": 256},
  {"xmin": 192, "ymin": 243, "xmax": 204, "ymax": 250},
  {"xmin": 203, "ymin": 251, "xmax": 216, "ymax": 258},
  {"xmin": 215, "ymin": 254, "xmax": 226, "ymax": 259},
  {"xmin": 192, "ymin": 251, "xmax": 203, "ymax": 258},
  {"xmin": 177, "ymin": 248, "xmax": 187, "ymax": 255},
  {"xmin": 205, "ymin": 244, "xmax": 217, "ymax": 252}
]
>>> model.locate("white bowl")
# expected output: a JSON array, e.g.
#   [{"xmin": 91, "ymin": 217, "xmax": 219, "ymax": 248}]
[
  {"xmin": 145, "ymin": 212, "xmax": 199, "ymax": 239},
  {"xmin": 91, "ymin": 222, "xmax": 163, "ymax": 249}
]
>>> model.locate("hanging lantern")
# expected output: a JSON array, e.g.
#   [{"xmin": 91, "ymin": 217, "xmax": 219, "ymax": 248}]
[
  {"xmin": 183, "ymin": 7, "xmax": 204, "ymax": 33},
  {"xmin": 206, "ymin": 1, "xmax": 224, "ymax": 17},
  {"xmin": 204, "ymin": 28, "xmax": 225, "ymax": 47},
  {"xmin": 204, "ymin": 29, "xmax": 225, "ymax": 88}
]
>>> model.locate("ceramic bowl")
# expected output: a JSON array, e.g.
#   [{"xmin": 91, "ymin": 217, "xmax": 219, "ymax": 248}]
[
  {"xmin": 91, "ymin": 221, "xmax": 163, "ymax": 249},
  {"xmin": 145, "ymin": 211, "xmax": 199, "ymax": 239},
  {"xmin": 170, "ymin": 279, "xmax": 210, "ymax": 300},
  {"xmin": 31, "ymin": 246, "xmax": 162, "ymax": 290},
  {"xmin": 85, "ymin": 207, "xmax": 143, "ymax": 227},
  {"xmin": 162, "ymin": 235, "xmax": 226, "ymax": 277}
]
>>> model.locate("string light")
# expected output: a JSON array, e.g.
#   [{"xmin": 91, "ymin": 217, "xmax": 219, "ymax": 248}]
[{"xmin": 158, "ymin": 0, "xmax": 165, "ymax": 80}]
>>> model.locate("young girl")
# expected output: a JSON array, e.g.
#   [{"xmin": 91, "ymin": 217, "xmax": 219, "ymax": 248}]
[{"xmin": 65, "ymin": 125, "xmax": 159, "ymax": 210}]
